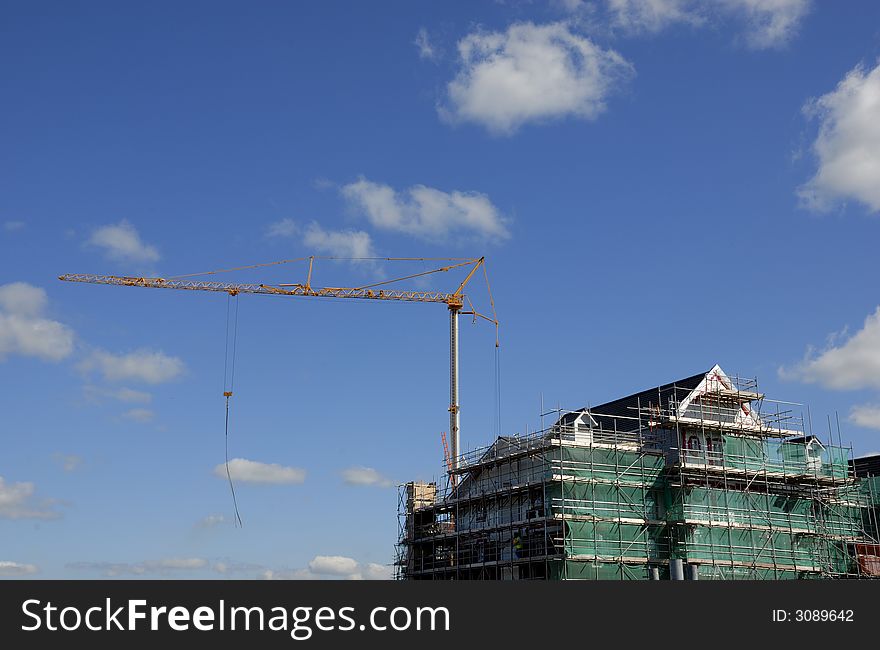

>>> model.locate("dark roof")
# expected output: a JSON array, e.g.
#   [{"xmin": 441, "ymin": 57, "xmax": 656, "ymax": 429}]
[
  {"xmin": 850, "ymin": 454, "xmax": 880, "ymax": 478},
  {"xmin": 557, "ymin": 369, "xmax": 709, "ymax": 433},
  {"xmin": 787, "ymin": 435, "xmax": 825, "ymax": 447}
]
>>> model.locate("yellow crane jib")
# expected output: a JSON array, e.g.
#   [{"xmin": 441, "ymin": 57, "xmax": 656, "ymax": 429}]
[{"xmin": 59, "ymin": 255, "xmax": 499, "ymax": 477}]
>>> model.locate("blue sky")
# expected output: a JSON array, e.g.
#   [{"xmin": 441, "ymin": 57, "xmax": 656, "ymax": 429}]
[{"xmin": 2, "ymin": 0, "xmax": 880, "ymax": 579}]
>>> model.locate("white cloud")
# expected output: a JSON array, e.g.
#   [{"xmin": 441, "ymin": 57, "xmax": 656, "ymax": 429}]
[
  {"xmin": 308, "ymin": 555, "xmax": 359, "ymax": 576},
  {"xmin": 88, "ymin": 220, "xmax": 160, "ymax": 263},
  {"xmin": 0, "ymin": 283, "xmax": 74, "ymax": 362},
  {"xmin": 0, "ymin": 476, "xmax": 61, "ymax": 520},
  {"xmin": 341, "ymin": 466, "xmax": 393, "ymax": 488},
  {"xmin": 212, "ymin": 560, "xmax": 265, "ymax": 575},
  {"xmin": 213, "ymin": 458, "xmax": 307, "ymax": 485},
  {"xmin": 360, "ymin": 562, "xmax": 393, "ymax": 580},
  {"xmin": 0, "ymin": 282, "xmax": 48, "ymax": 317},
  {"xmin": 79, "ymin": 349, "xmax": 185, "ymax": 384},
  {"xmin": 269, "ymin": 217, "xmax": 378, "ymax": 259},
  {"xmin": 266, "ymin": 218, "xmax": 299, "ymax": 238},
  {"xmin": 261, "ymin": 568, "xmax": 318, "ymax": 580},
  {"xmin": 68, "ymin": 558, "xmax": 207, "ymax": 577},
  {"xmin": 303, "ymin": 222, "xmax": 375, "ymax": 258},
  {"xmin": 850, "ymin": 404, "xmax": 880, "ymax": 431},
  {"xmin": 123, "ymin": 407, "xmax": 155, "ymax": 423},
  {"xmin": 725, "ymin": 0, "xmax": 810, "ymax": 50},
  {"xmin": 84, "ymin": 385, "xmax": 152, "ymax": 404},
  {"xmin": 306, "ymin": 555, "xmax": 391, "ymax": 580},
  {"xmin": 342, "ymin": 178, "xmax": 509, "ymax": 241},
  {"xmin": 601, "ymin": 1, "xmax": 809, "ymax": 48},
  {"xmin": 443, "ymin": 21, "xmax": 633, "ymax": 134},
  {"xmin": 68, "ymin": 562, "xmax": 146, "ymax": 577},
  {"xmin": 54, "ymin": 453, "xmax": 84, "ymax": 473},
  {"xmin": 415, "ymin": 27, "xmax": 439, "ymax": 61},
  {"xmin": 0, "ymin": 561, "xmax": 39, "ymax": 576},
  {"xmin": 3, "ymin": 221, "xmax": 25, "ymax": 232},
  {"xmin": 223, "ymin": 558, "xmax": 390, "ymax": 581},
  {"xmin": 63, "ymin": 555, "xmax": 386, "ymax": 580},
  {"xmin": 197, "ymin": 514, "xmax": 227, "ymax": 528},
  {"xmin": 607, "ymin": 0, "xmax": 703, "ymax": 32},
  {"xmin": 798, "ymin": 61, "xmax": 880, "ymax": 213},
  {"xmin": 147, "ymin": 558, "xmax": 207, "ymax": 571},
  {"xmin": 780, "ymin": 307, "xmax": 880, "ymax": 390}
]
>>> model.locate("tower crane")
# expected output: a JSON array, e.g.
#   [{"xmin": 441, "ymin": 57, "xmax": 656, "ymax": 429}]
[{"xmin": 60, "ymin": 256, "xmax": 499, "ymax": 476}]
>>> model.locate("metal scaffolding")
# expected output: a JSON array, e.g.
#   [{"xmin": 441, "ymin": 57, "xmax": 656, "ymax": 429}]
[{"xmin": 396, "ymin": 368, "xmax": 880, "ymax": 580}]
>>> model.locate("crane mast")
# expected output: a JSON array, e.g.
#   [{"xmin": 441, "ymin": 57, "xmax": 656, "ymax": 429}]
[{"xmin": 60, "ymin": 256, "xmax": 498, "ymax": 480}]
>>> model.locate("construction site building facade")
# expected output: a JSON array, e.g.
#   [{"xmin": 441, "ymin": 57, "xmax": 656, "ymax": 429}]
[{"xmin": 396, "ymin": 365, "xmax": 880, "ymax": 580}]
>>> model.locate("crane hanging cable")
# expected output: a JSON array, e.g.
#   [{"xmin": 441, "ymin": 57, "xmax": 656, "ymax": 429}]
[
  {"xmin": 60, "ymin": 255, "xmax": 500, "ymax": 493},
  {"xmin": 223, "ymin": 294, "xmax": 243, "ymax": 528}
]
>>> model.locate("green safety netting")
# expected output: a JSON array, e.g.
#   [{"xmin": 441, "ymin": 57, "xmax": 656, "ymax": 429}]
[
  {"xmin": 548, "ymin": 560, "xmax": 653, "ymax": 581},
  {"xmin": 561, "ymin": 520, "xmax": 666, "ymax": 560},
  {"xmin": 861, "ymin": 476, "xmax": 880, "ymax": 506},
  {"xmin": 548, "ymin": 482, "xmax": 660, "ymax": 521},
  {"xmin": 426, "ymin": 435, "xmax": 872, "ymax": 579},
  {"xmin": 685, "ymin": 435, "xmax": 850, "ymax": 480},
  {"xmin": 550, "ymin": 446, "xmax": 665, "ymax": 483},
  {"xmin": 694, "ymin": 565, "xmax": 801, "ymax": 580},
  {"xmin": 673, "ymin": 525, "xmax": 820, "ymax": 570},
  {"xmin": 667, "ymin": 486, "xmax": 815, "ymax": 531}
]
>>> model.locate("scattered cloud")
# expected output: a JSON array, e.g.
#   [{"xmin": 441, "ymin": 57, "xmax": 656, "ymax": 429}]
[
  {"xmin": 68, "ymin": 558, "xmax": 207, "ymax": 577},
  {"xmin": 798, "ymin": 60, "xmax": 880, "ymax": 213},
  {"xmin": 79, "ymin": 348, "xmax": 185, "ymax": 384},
  {"xmin": 442, "ymin": 21, "xmax": 634, "ymax": 134},
  {"xmin": 341, "ymin": 466, "xmax": 393, "ymax": 488},
  {"xmin": 88, "ymin": 220, "xmax": 160, "ymax": 263},
  {"xmin": 0, "ymin": 561, "xmax": 39, "ymax": 576},
  {"xmin": 66, "ymin": 555, "xmax": 389, "ymax": 580},
  {"xmin": 3, "ymin": 221, "xmax": 25, "ymax": 232},
  {"xmin": 0, "ymin": 282, "xmax": 48, "ymax": 317},
  {"xmin": 213, "ymin": 458, "xmax": 307, "ymax": 485},
  {"xmin": 780, "ymin": 306, "xmax": 880, "ymax": 390},
  {"xmin": 312, "ymin": 177, "xmax": 336, "ymax": 191},
  {"xmin": 0, "ymin": 282, "xmax": 75, "ymax": 362},
  {"xmin": 53, "ymin": 453, "xmax": 84, "ymax": 473},
  {"xmin": 306, "ymin": 555, "xmax": 392, "ymax": 580},
  {"xmin": 123, "ymin": 407, "xmax": 155, "ymax": 423},
  {"xmin": 587, "ymin": 1, "xmax": 809, "ymax": 48},
  {"xmin": 308, "ymin": 555, "xmax": 359, "ymax": 576},
  {"xmin": 146, "ymin": 558, "xmax": 207, "ymax": 571},
  {"xmin": 359, "ymin": 563, "xmax": 393, "ymax": 580},
  {"xmin": 212, "ymin": 560, "xmax": 265, "ymax": 575},
  {"xmin": 342, "ymin": 178, "xmax": 509, "ymax": 241},
  {"xmin": 302, "ymin": 222, "xmax": 376, "ymax": 258},
  {"xmin": 196, "ymin": 514, "xmax": 227, "ymax": 529},
  {"xmin": 0, "ymin": 476, "xmax": 62, "ymax": 520},
  {"xmin": 725, "ymin": 0, "xmax": 811, "ymax": 50},
  {"xmin": 266, "ymin": 218, "xmax": 299, "ymax": 238},
  {"xmin": 261, "ymin": 568, "xmax": 318, "ymax": 580},
  {"xmin": 83, "ymin": 385, "xmax": 152, "ymax": 404},
  {"xmin": 850, "ymin": 404, "xmax": 880, "ymax": 430},
  {"xmin": 606, "ymin": 0, "xmax": 704, "ymax": 32},
  {"xmin": 268, "ymin": 217, "xmax": 378, "ymax": 260},
  {"xmin": 415, "ymin": 27, "xmax": 439, "ymax": 61}
]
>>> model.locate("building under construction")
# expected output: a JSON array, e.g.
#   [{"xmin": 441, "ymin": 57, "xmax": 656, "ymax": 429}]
[{"xmin": 396, "ymin": 365, "xmax": 880, "ymax": 580}]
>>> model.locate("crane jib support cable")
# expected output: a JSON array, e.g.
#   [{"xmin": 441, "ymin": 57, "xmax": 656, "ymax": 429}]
[
  {"xmin": 58, "ymin": 255, "xmax": 501, "ymax": 511},
  {"xmin": 224, "ymin": 294, "xmax": 243, "ymax": 528}
]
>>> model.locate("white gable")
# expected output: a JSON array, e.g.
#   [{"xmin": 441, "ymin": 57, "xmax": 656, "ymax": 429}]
[{"xmin": 676, "ymin": 364, "xmax": 762, "ymax": 428}]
